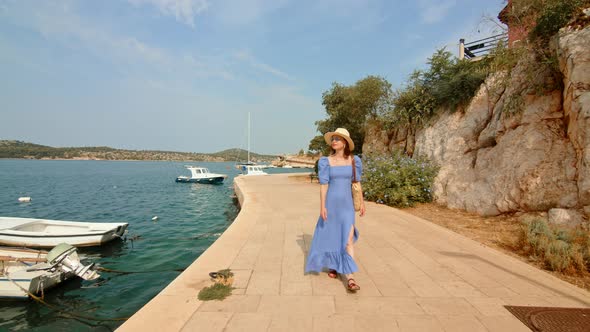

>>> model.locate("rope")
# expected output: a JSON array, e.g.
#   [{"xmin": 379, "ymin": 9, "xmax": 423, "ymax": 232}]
[
  {"xmin": 96, "ymin": 266, "xmax": 184, "ymax": 274},
  {"xmin": 4, "ymin": 272, "xmax": 130, "ymax": 322}
]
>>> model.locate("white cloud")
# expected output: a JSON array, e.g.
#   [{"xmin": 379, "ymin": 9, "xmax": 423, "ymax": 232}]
[
  {"xmin": 0, "ymin": 1, "xmax": 235, "ymax": 81},
  {"xmin": 417, "ymin": 0, "xmax": 456, "ymax": 24},
  {"xmin": 127, "ymin": 0, "xmax": 209, "ymax": 27}
]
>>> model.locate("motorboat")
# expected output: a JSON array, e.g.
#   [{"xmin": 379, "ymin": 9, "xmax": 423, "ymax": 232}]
[
  {"xmin": 240, "ymin": 165, "xmax": 268, "ymax": 176},
  {"xmin": 0, "ymin": 244, "xmax": 100, "ymax": 300},
  {"xmin": 0, "ymin": 217, "xmax": 128, "ymax": 248},
  {"xmin": 175, "ymin": 166, "xmax": 228, "ymax": 184}
]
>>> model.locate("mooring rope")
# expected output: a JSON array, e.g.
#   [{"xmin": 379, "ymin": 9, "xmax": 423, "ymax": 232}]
[{"xmin": 96, "ymin": 266, "xmax": 185, "ymax": 274}]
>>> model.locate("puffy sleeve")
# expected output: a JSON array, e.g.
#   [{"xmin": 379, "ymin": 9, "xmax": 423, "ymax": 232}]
[
  {"xmin": 353, "ymin": 155, "xmax": 362, "ymax": 181},
  {"xmin": 318, "ymin": 157, "xmax": 330, "ymax": 184}
]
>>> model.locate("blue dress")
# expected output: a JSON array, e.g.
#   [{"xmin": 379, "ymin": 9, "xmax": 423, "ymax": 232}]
[{"xmin": 305, "ymin": 155, "xmax": 362, "ymax": 275}]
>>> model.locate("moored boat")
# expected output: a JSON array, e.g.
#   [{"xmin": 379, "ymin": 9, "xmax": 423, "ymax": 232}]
[
  {"xmin": 0, "ymin": 217, "xmax": 128, "ymax": 248},
  {"xmin": 0, "ymin": 244, "xmax": 100, "ymax": 300},
  {"xmin": 175, "ymin": 166, "xmax": 228, "ymax": 184},
  {"xmin": 240, "ymin": 165, "xmax": 268, "ymax": 176}
]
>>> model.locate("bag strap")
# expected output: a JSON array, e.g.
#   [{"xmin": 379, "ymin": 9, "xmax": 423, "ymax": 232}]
[{"xmin": 351, "ymin": 155, "xmax": 357, "ymax": 183}]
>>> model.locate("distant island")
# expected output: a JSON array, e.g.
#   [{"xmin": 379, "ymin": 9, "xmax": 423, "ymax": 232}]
[{"xmin": 0, "ymin": 140, "xmax": 276, "ymax": 162}]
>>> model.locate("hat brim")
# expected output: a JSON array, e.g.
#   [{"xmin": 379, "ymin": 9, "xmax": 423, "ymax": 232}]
[{"xmin": 324, "ymin": 132, "xmax": 355, "ymax": 151}]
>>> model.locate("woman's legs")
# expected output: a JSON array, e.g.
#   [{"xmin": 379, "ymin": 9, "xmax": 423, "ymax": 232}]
[
  {"xmin": 330, "ymin": 225, "xmax": 356, "ymax": 280},
  {"xmin": 344, "ymin": 225, "xmax": 358, "ymax": 288},
  {"xmin": 345, "ymin": 224, "xmax": 355, "ymax": 259}
]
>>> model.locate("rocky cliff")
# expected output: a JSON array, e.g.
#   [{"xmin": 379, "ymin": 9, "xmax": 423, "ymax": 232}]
[{"xmin": 364, "ymin": 26, "xmax": 590, "ymax": 222}]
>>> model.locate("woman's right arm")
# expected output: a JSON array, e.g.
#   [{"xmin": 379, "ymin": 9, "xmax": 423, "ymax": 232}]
[
  {"xmin": 317, "ymin": 157, "xmax": 329, "ymax": 221},
  {"xmin": 320, "ymin": 184, "xmax": 328, "ymax": 221}
]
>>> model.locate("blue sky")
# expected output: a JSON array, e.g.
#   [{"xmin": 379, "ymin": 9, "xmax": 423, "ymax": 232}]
[{"xmin": 0, "ymin": 0, "xmax": 506, "ymax": 155}]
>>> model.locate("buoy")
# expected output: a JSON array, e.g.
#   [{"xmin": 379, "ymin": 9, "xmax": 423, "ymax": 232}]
[
  {"xmin": 18, "ymin": 197, "xmax": 31, "ymax": 202},
  {"xmin": 152, "ymin": 216, "xmax": 158, "ymax": 221}
]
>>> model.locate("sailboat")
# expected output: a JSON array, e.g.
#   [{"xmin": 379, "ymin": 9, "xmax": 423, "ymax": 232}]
[{"xmin": 235, "ymin": 112, "xmax": 267, "ymax": 176}]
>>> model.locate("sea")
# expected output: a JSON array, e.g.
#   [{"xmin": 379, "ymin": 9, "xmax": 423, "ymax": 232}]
[{"xmin": 0, "ymin": 159, "xmax": 309, "ymax": 331}]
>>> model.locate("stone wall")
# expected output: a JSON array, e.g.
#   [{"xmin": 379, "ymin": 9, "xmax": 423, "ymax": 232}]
[{"xmin": 363, "ymin": 26, "xmax": 590, "ymax": 220}]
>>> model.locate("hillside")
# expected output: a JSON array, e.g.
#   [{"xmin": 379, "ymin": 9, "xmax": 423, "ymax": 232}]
[{"xmin": 0, "ymin": 140, "xmax": 276, "ymax": 162}]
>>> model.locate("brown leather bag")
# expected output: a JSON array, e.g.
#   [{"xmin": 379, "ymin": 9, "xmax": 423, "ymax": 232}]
[{"xmin": 351, "ymin": 156, "xmax": 361, "ymax": 211}]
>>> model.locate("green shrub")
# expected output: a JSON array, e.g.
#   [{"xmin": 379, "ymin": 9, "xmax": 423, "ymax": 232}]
[
  {"xmin": 544, "ymin": 239, "xmax": 572, "ymax": 271},
  {"xmin": 519, "ymin": 217, "xmax": 590, "ymax": 273},
  {"xmin": 529, "ymin": 0, "xmax": 589, "ymax": 41},
  {"xmin": 384, "ymin": 49, "xmax": 488, "ymax": 130},
  {"xmin": 362, "ymin": 152, "xmax": 439, "ymax": 207}
]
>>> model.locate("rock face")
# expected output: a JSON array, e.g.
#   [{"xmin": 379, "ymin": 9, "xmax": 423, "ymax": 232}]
[
  {"xmin": 363, "ymin": 26, "xmax": 590, "ymax": 217},
  {"xmin": 548, "ymin": 208, "xmax": 585, "ymax": 228},
  {"xmin": 558, "ymin": 26, "xmax": 590, "ymax": 213}
]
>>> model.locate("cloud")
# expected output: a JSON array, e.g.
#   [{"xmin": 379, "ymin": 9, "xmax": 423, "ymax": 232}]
[
  {"xmin": 417, "ymin": 0, "xmax": 456, "ymax": 24},
  {"xmin": 127, "ymin": 0, "xmax": 209, "ymax": 27},
  {"xmin": 234, "ymin": 50, "xmax": 293, "ymax": 81},
  {"xmin": 0, "ymin": 1, "xmax": 236, "ymax": 81}
]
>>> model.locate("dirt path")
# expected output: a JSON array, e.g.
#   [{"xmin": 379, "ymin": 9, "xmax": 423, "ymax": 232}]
[{"xmin": 404, "ymin": 203, "xmax": 590, "ymax": 291}]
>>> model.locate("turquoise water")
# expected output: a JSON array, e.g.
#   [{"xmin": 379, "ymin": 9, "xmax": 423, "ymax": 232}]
[{"xmin": 0, "ymin": 159, "xmax": 309, "ymax": 331}]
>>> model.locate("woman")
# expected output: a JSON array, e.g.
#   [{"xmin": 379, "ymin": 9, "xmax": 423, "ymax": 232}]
[{"xmin": 305, "ymin": 128, "xmax": 366, "ymax": 291}]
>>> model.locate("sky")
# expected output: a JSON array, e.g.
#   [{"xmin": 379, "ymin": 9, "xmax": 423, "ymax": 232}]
[{"xmin": 0, "ymin": 0, "xmax": 507, "ymax": 155}]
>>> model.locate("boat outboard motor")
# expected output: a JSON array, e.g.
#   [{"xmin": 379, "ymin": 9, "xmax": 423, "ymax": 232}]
[{"xmin": 46, "ymin": 243, "xmax": 100, "ymax": 280}]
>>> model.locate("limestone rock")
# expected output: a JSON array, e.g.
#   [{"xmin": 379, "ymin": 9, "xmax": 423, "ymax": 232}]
[
  {"xmin": 362, "ymin": 26, "xmax": 590, "ymax": 217},
  {"xmin": 362, "ymin": 122, "xmax": 390, "ymax": 154},
  {"xmin": 548, "ymin": 208, "xmax": 585, "ymax": 228},
  {"xmin": 414, "ymin": 77, "xmax": 577, "ymax": 216},
  {"xmin": 558, "ymin": 26, "xmax": 590, "ymax": 206}
]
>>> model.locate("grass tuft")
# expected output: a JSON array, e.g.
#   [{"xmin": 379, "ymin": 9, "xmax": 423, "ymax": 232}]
[
  {"xmin": 197, "ymin": 283, "xmax": 233, "ymax": 301},
  {"xmin": 197, "ymin": 268, "xmax": 235, "ymax": 301}
]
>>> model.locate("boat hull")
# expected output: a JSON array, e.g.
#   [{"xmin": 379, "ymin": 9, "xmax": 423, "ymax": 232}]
[
  {"xmin": 175, "ymin": 176, "xmax": 225, "ymax": 184},
  {"xmin": 0, "ymin": 270, "xmax": 72, "ymax": 300},
  {"xmin": 0, "ymin": 218, "xmax": 128, "ymax": 248},
  {"xmin": 0, "ymin": 248, "xmax": 73, "ymax": 299}
]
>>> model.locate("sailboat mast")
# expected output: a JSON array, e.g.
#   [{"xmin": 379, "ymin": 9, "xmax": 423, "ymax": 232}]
[{"xmin": 248, "ymin": 112, "xmax": 251, "ymax": 163}]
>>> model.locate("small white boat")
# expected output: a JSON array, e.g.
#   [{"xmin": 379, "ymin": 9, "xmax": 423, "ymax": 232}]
[
  {"xmin": 0, "ymin": 217, "xmax": 128, "ymax": 248},
  {"xmin": 235, "ymin": 162, "xmax": 257, "ymax": 170},
  {"xmin": 240, "ymin": 165, "xmax": 268, "ymax": 176},
  {"xmin": 175, "ymin": 166, "xmax": 228, "ymax": 184},
  {"xmin": 1, "ymin": 244, "xmax": 100, "ymax": 300}
]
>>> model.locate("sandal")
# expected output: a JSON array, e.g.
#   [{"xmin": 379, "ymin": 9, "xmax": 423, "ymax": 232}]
[
  {"xmin": 328, "ymin": 269, "xmax": 338, "ymax": 279},
  {"xmin": 347, "ymin": 278, "xmax": 360, "ymax": 291}
]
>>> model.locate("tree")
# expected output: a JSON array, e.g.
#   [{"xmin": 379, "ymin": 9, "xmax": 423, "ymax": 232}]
[
  {"xmin": 312, "ymin": 75, "xmax": 393, "ymax": 154},
  {"xmin": 308, "ymin": 135, "xmax": 328, "ymax": 155}
]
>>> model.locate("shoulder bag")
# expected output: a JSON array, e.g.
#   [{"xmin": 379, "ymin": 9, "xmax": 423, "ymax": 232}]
[{"xmin": 351, "ymin": 156, "xmax": 362, "ymax": 212}]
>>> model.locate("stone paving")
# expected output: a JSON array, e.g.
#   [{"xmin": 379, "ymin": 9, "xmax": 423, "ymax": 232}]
[{"xmin": 118, "ymin": 174, "xmax": 590, "ymax": 331}]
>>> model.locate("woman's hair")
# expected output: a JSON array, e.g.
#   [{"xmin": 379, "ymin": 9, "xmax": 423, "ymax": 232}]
[{"xmin": 330, "ymin": 142, "xmax": 351, "ymax": 158}]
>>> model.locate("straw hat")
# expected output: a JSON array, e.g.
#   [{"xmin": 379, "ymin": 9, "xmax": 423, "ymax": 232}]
[{"xmin": 324, "ymin": 128, "xmax": 355, "ymax": 151}]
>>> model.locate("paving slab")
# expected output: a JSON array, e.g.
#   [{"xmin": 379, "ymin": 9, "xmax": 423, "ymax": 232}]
[{"xmin": 118, "ymin": 174, "xmax": 590, "ymax": 331}]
